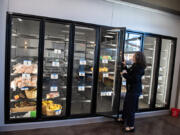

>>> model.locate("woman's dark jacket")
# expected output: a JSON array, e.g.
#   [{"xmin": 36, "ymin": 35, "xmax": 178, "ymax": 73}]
[{"xmin": 122, "ymin": 63, "xmax": 145, "ymax": 95}]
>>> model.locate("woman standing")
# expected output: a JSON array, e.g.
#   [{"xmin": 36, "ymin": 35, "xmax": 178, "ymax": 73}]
[{"xmin": 118, "ymin": 52, "xmax": 146, "ymax": 132}]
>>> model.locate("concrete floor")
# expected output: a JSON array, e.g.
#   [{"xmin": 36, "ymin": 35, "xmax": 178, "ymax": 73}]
[{"xmin": 1, "ymin": 115, "xmax": 180, "ymax": 135}]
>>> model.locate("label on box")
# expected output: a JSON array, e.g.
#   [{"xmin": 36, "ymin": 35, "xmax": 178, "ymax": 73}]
[
  {"xmin": 22, "ymin": 74, "xmax": 31, "ymax": 79},
  {"xmin": 23, "ymin": 60, "xmax": 32, "ymax": 66},
  {"xmin": 158, "ymin": 76, "xmax": 163, "ymax": 81},
  {"xmin": 142, "ymin": 85, "xmax": 145, "ymax": 89},
  {"xmin": 79, "ymin": 72, "xmax": 85, "ymax": 76},
  {"xmin": 80, "ymin": 60, "xmax": 86, "ymax": 65},
  {"xmin": 139, "ymin": 95, "xmax": 144, "ymax": 99},
  {"xmin": 100, "ymin": 92, "xmax": 105, "ymax": 96},
  {"xmin": 122, "ymin": 81, "xmax": 126, "ymax": 86},
  {"xmin": 51, "ymin": 73, "xmax": 58, "ymax": 79},
  {"xmin": 50, "ymin": 86, "xmax": 58, "ymax": 91},
  {"xmin": 101, "ymin": 91, "xmax": 112, "ymax": 96},
  {"xmin": 103, "ymin": 73, "xmax": 109, "ymax": 78},
  {"xmin": 55, "ymin": 110, "xmax": 61, "ymax": 115},
  {"xmin": 52, "ymin": 61, "xmax": 60, "ymax": 67},
  {"xmin": 21, "ymin": 87, "xmax": 29, "ymax": 90},
  {"xmin": 102, "ymin": 59, "xmax": 108, "ymax": 64},
  {"xmin": 54, "ymin": 49, "xmax": 61, "ymax": 54},
  {"xmin": 78, "ymin": 86, "xmax": 85, "ymax": 91}
]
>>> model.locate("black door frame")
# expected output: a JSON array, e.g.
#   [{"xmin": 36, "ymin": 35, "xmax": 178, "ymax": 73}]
[{"xmin": 95, "ymin": 27, "xmax": 126, "ymax": 119}]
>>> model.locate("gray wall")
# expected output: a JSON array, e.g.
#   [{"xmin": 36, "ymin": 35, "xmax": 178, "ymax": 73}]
[{"xmin": 0, "ymin": 0, "xmax": 180, "ymax": 130}]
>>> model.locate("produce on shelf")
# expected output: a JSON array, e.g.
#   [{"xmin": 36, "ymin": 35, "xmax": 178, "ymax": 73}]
[
  {"xmin": 15, "ymin": 101, "xmax": 36, "ymax": 107},
  {"xmin": 13, "ymin": 92, "xmax": 26, "ymax": 100},
  {"xmin": 25, "ymin": 88, "xmax": 37, "ymax": 99},
  {"xmin": 91, "ymin": 67, "xmax": 108, "ymax": 72},
  {"xmin": 46, "ymin": 92, "xmax": 59, "ymax": 99},
  {"xmin": 100, "ymin": 56, "xmax": 112, "ymax": 60},
  {"xmin": 11, "ymin": 101, "xmax": 36, "ymax": 113},
  {"xmin": 13, "ymin": 63, "xmax": 37, "ymax": 74},
  {"xmin": 11, "ymin": 76, "xmax": 37, "ymax": 89},
  {"xmin": 14, "ymin": 95, "xmax": 19, "ymax": 100},
  {"xmin": 42, "ymin": 100, "xmax": 62, "ymax": 116}
]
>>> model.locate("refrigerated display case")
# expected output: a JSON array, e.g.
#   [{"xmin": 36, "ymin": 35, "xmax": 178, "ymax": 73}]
[
  {"xmin": 156, "ymin": 39, "xmax": 175, "ymax": 108},
  {"xmin": 5, "ymin": 13, "xmax": 177, "ymax": 123},
  {"xmin": 9, "ymin": 17, "xmax": 40, "ymax": 119},
  {"xmin": 96, "ymin": 28, "xmax": 124, "ymax": 114},
  {"xmin": 42, "ymin": 22, "xmax": 70, "ymax": 117},
  {"xmin": 140, "ymin": 36, "xmax": 158, "ymax": 109},
  {"xmin": 71, "ymin": 26, "xmax": 96, "ymax": 115}
]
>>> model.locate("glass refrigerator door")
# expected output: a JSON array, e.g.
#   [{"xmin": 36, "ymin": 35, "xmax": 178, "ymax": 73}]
[
  {"xmin": 140, "ymin": 36, "xmax": 158, "ymax": 109},
  {"xmin": 96, "ymin": 28, "xmax": 122, "ymax": 114},
  {"xmin": 120, "ymin": 33, "xmax": 142, "ymax": 111},
  {"xmin": 156, "ymin": 39, "xmax": 175, "ymax": 108},
  {"xmin": 9, "ymin": 18, "xmax": 40, "ymax": 119},
  {"xmin": 71, "ymin": 26, "xmax": 96, "ymax": 115},
  {"xmin": 42, "ymin": 22, "xmax": 70, "ymax": 117}
]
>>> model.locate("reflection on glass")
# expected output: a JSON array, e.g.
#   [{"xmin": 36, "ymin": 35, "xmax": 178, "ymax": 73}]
[
  {"xmin": 124, "ymin": 33, "xmax": 141, "ymax": 52},
  {"xmin": 156, "ymin": 39, "xmax": 174, "ymax": 108},
  {"xmin": 96, "ymin": 28, "xmax": 118, "ymax": 113},
  {"xmin": 71, "ymin": 26, "xmax": 96, "ymax": 115},
  {"xmin": 42, "ymin": 22, "xmax": 69, "ymax": 117},
  {"xmin": 139, "ymin": 36, "xmax": 157, "ymax": 109},
  {"xmin": 10, "ymin": 18, "xmax": 40, "ymax": 119}
]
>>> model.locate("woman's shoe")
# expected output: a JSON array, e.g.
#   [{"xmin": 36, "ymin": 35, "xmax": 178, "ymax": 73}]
[
  {"xmin": 116, "ymin": 118, "xmax": 124, "ymax": 124},
  {"xmin": 123, "ymin": 127, "xmax": 135, "ymax": 132}
]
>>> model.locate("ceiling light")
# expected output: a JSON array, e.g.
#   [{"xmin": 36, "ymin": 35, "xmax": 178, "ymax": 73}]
[
  {"xmin": 107, "ymin": 32, "xmax": 116, "ymax": 35},
  {"xmin": 76, "ymin": 26, "xmax": 94, "ymax": 31},
  {"xmin": 104, "ymin": 35, "xmax": 113, "ymax": 38},
  {"xmin": 107, "ymin": 29, "xmax": 120, "ymax": 32},
  {"xmin": 12, "ymin": 33, "xmax": 17, "ymax": 37},
  {"xmin": 17, "ymin": 18, "xmax": 23, "ymax": 22},
  {"xmin": 89, "ymin": 41, "xmax": 95, "ymax": 44}
]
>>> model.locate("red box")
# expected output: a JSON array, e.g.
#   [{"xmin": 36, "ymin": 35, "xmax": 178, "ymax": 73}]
[{"xmin": 171, "ymin": 108, "xmax": 179, "ymax": 117}]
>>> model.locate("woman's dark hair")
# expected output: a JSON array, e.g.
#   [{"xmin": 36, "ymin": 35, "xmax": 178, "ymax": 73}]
[{"xmin": 134, "ymin": 52, "xmax": 146, "ymax": 69}]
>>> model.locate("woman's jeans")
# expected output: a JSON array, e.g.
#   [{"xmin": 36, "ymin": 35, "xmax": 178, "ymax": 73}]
[{"xmin": 122, "ymin": 92, "xmax": 140, "ymax": 127}]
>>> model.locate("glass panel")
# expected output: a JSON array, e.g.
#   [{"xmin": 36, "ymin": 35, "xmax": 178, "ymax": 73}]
[
  {"xmin": 124, "ymin": 33, "xmax": 141, "ymax": 53},
  {"xmin": 96, "ymin": 28, "xmax": 118, "ymax": 113},
  {"xmin": 42, "ymin": 22, "xmax": 69, "ymax": 117},
  {"xmin": 120, "ymin": 33, "xmax": 142, "ymax": 111},
  {"xmin": 10, "ymin": 18, "xmax": 40, "ymax": 119},
  {"xmin": 156, "ymin": 39, "xmax": 174, "ymax": 108},
  {"xmin": 71, "ymin": 26, "xmax": 96, "ymax": 115},
  {"xmin": 139, "ymin": 36, "xmax": 157, "ymax": 109}
]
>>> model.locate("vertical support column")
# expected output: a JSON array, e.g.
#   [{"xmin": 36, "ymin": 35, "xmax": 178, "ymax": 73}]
[
  {"xmin": 113, "ymin": 28, "xmax": 126, "ymax": 117},
  {"xmin": 37, "ymin": 19, "xmax": 45, "ymax": 119},
  {"xmin": 4, "ymin": 13, "xmax": 12, "ymax": 123},
  {"xmin": 66, "ymin": 24, "xmax": 75, "ymax": 117}
]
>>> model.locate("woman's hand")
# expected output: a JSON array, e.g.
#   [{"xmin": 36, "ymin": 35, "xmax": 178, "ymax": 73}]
[{"xmin": 120, "ymin": 70, "xmax": 127, "ymax": 76}]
